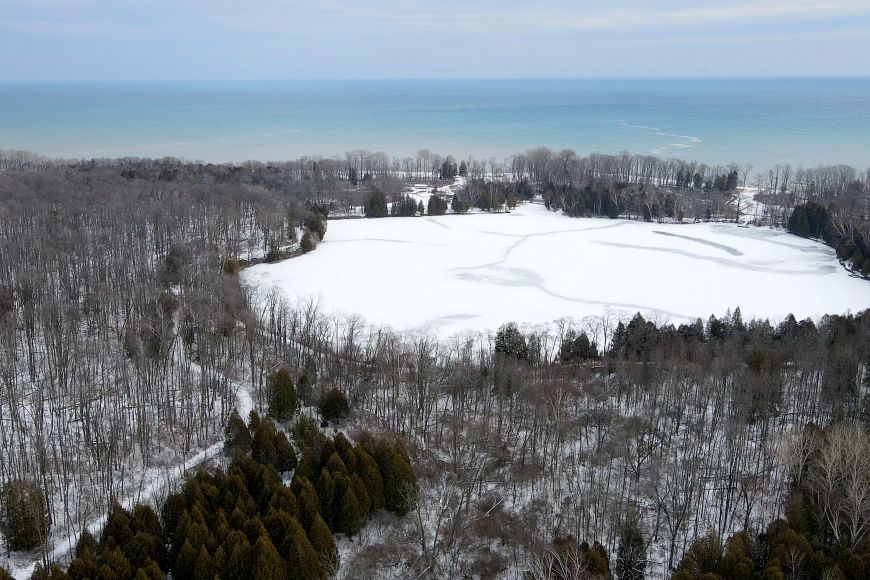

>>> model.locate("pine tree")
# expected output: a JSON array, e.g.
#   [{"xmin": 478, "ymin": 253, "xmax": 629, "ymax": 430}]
[
  {"xmin": 222, "ymin": 532, "xmax": 251, "ymax": 580},
  {"xmin": 0, "ymin": 479, "xmax": 50, "ymax": 551},
  {"xmin": 136, "ymin": 559, "xmax": 164, "ymax": 580},
  {"xmin": 494, "ymin": 322, "xmax": 528, "ymax": 360},
  {"xmin": 427, "ymin": 194, "xmax": 448, "ymax": 216},
  {"xmin": 251, "ymin": 532, "xmax": 285, "ymax": 580},
  {"xmin": 301, "ymin": 230, "xmax": 317, "ymax": 253},
  {"xmin": 30, "ymin": 563, "xmax": 70, "ymax": 580},
  {"xmin": 307, "ymin": 513, "xmax": 339, "ymax": 575},
  {"xmin": 101, "ymin": 502, "xmax": 133, "ymax": 551},
  {"xmin": 68, "ymin": 550, "xmax": 100, "ymax": 579},
  {"xmin": 251, "ymin": 419, "xmax": 277, "ymax": 467},
  {"xmin": 316, "ymin": 468, "xmax": 336, "ymax": 522},
  {"xmin": 280, "ymin": 520, "xmax": 324, "ymax": 580},
  {"xmin": 272, "ymin": 430, "xmax": 298, "ymax": 472},
  {"xmin": 192, "ymin": 546, "xmax": 214, "ymax": 580},
  {"xmin": 354, "ymin": 445, "xmax": 384, "ymax": 510},
  {"xmin": 248, "ymin": 409, "xmax": 261, "ymax": 431},
  {"xmin": 101, "ymin": 546, "xmax": 134, "ymax": 580},
  {"xmin": 372, "ymin": 440, "xmax": 417, "ymax": 516},
  {"xmin": 75, "ymin": 529, "xmax": 99, "ymax": 559},
  {"xmin": 267, "ymin": 368, "xmax": 299, "ymax": 421},
  {"xmin": 317, "ymin": 388, "xmax": 350, "ymax": 423},
  {"xmin": 174, "ymin": 540, "xmax": 198, "ymax": 580},
  {"xmin": 292, "ymin": 477, "xmax": 320, "ymax": 532},
  {"xmin": 364, "ymin": 189, "xmax": 388, "ymax": 218},
  {"xmin": 224, "ymin": 409, "xmax": 252, "ymax": 456}
]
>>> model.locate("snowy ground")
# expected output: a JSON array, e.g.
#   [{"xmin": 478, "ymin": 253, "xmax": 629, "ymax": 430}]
[{"xmin": 242, "ymin": 202, "xmax": 870, "ymax": 338}]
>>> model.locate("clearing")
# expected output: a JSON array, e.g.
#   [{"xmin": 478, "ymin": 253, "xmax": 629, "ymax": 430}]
[{"xmin": 242, "ymin": 202, "xmax": 870, "ymax": 337}]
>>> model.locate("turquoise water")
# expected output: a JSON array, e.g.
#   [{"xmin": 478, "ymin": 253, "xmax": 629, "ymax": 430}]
[{"xmin": 1, "ymin": 78, "xmax": 868, "ymax": 169}]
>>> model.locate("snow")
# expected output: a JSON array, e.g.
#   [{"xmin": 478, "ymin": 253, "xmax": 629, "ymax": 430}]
[
  {"xmin": 241, "ymin": 202, "xmax": 870, "ymax": 338},
  {"xmin": 3, "ymin": 377, "xmax": 254, "ymax": 580}
]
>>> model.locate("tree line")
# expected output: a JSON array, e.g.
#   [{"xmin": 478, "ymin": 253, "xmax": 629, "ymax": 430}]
[{"xmin": 1, "ymin": 151, "xmax": 869, "ymax": 578}]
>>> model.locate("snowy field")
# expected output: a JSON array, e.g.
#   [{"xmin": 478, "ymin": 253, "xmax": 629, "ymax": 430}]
[{"xmin": 242, "ymin": 202, "xmax": 870, "ymax": 337}]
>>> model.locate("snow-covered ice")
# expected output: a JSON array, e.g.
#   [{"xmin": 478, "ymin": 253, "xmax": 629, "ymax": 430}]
[{"xmin": 242, "ymin": 202, "xmax": 870, "ymax": 337}]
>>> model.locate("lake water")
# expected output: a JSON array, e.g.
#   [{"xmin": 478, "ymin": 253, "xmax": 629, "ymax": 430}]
[{"xmin": 1, "ymin": 78, "xmax": 868, "ymax": 170}]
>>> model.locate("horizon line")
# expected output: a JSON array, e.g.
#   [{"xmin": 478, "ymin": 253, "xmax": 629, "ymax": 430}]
[{"xmin": 3, "ymin": 74, "xmax": 870, "ymax": 83}]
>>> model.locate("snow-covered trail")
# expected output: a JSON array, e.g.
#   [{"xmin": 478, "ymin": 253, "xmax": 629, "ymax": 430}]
[{"xmin": 6, "ymin": 381, "xmax": 254, "ymax": 580}]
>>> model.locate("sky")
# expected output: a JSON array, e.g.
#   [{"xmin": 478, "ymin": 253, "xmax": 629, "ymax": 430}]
[{"xmin": 1, "ymin": 0, "xmax": 869, "ymax": 80}]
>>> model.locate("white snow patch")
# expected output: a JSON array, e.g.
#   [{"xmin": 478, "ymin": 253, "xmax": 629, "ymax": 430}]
[{"xmin": 241, "ymin": 202, "xmax": 870, "ymax": 338}]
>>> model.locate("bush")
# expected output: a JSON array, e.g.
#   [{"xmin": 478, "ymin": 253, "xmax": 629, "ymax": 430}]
[
  {"xmin": 0, "ymin": 479, "xmax": 50, "ymax": 551},
  {"xmin": 318, "ymin": 388, "xmax": 350, "ymax": 423}
]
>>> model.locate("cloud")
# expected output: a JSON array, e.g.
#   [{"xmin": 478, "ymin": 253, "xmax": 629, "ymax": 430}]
[{"xmin": 534, "ymin": 0, "xmax": 870, "ymax": 31}]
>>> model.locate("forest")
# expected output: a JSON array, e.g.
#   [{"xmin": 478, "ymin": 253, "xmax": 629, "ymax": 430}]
[{"xmin": 0, "ymin": 147, "xmax": 869, "ymax": 579}]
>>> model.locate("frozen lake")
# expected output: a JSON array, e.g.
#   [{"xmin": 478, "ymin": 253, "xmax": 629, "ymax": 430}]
[{"xmin": 242, "ymin": 202, "xmax": 870, "ymax": 337}]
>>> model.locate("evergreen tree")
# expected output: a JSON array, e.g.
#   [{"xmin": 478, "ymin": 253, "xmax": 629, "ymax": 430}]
[
  {"xmin": 427, "ymin": 194, "xmax": 448, "ymax": 216},
  {"xmin": 370, "ymin": 439, "xmax": 417, "ymax": 516},
  {"xmin": 101, "ymin": 547, "xmax": 134, "ymax": 580},
  {"xmin": 192, "ymin": 546, "xmax": 214, "ymax": 580},
  {"xmin": 0, "ymin": 479, "xmax": 50, "ymax": 551},
  {"xmin": 101, "ymin": 502, "xmax": 133, "ymax": 551},
  {"xmin": 251, "ymin": 420, "xmax": 278, "ymax": 470},
  {"xmin": 222, "ymin": 533, "xmax": 252, "ymax": 580},
  {"xmin": 251, "ymin": 532, "xmax": 285, "ymax": 580},
  {"xmin": 354, "ymin": 445, "xmax": 384, "ymax": 510},
  {"xmin": 335, "ymin": 487, "xmax": 364, "ymax": 536},
  {"xmin": 304, "ymin": 208, "xmax": 327, "ymax": 241},
  {"xmin": 272, "ymin": 430, "xmax": 298, "ymax": 473},
  {"xmin": 615, "ymin": 519, "xmax": 647, "ymax": 580},
  {"xmin": 300, "ymin": 230, "xmax": 317, "ymax": 253},
  {"xmin": 280, "ymin": 519, "xmax": 324, "ymax": 580},
  {"xmin": 307, "ymin": 513, "xmax": 339, "ymax": 575},
  {"xmin": 28, "ymin": 563, "xmax": 66, "ymax": 580},
  {"xmin": 135, "ymin": 560, "xmax": 164, "ymax": 580},
  {"xmin": 267, "ymin": 368, "xmax": 299, "ymax": 421},
  {"xmin": 292, "ymin": 477, "xmax": 320, "ymax": 533},
  {"xmin": 494, "ymin": 322, "xmax": 528, "ymax": 360},
  {"xmin": 224, "ymin": 409, "xmax": 252, "ymax": 456},
  {"xmin": 75, "ymin": 529, "xmax": 99, "ymax": 560},
  {"xmin": 68, "ymin": 549, "xmax": 100, "ymax": 578},
  {"xmin": 174, "ymin": 539, "xmax": 198, "ymax": 580},
  {"xmin": 364, "ymin": 189, "xmax": 388, "ymax": 218},
  {"xmin": 318, "ymin": 388, "xmax": 350, "ymax": 423}
]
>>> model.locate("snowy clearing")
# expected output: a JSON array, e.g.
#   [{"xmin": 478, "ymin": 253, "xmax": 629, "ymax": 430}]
[{"xmin": 242, "ymin": 202, "xmax": 870, "ymax": 337}]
